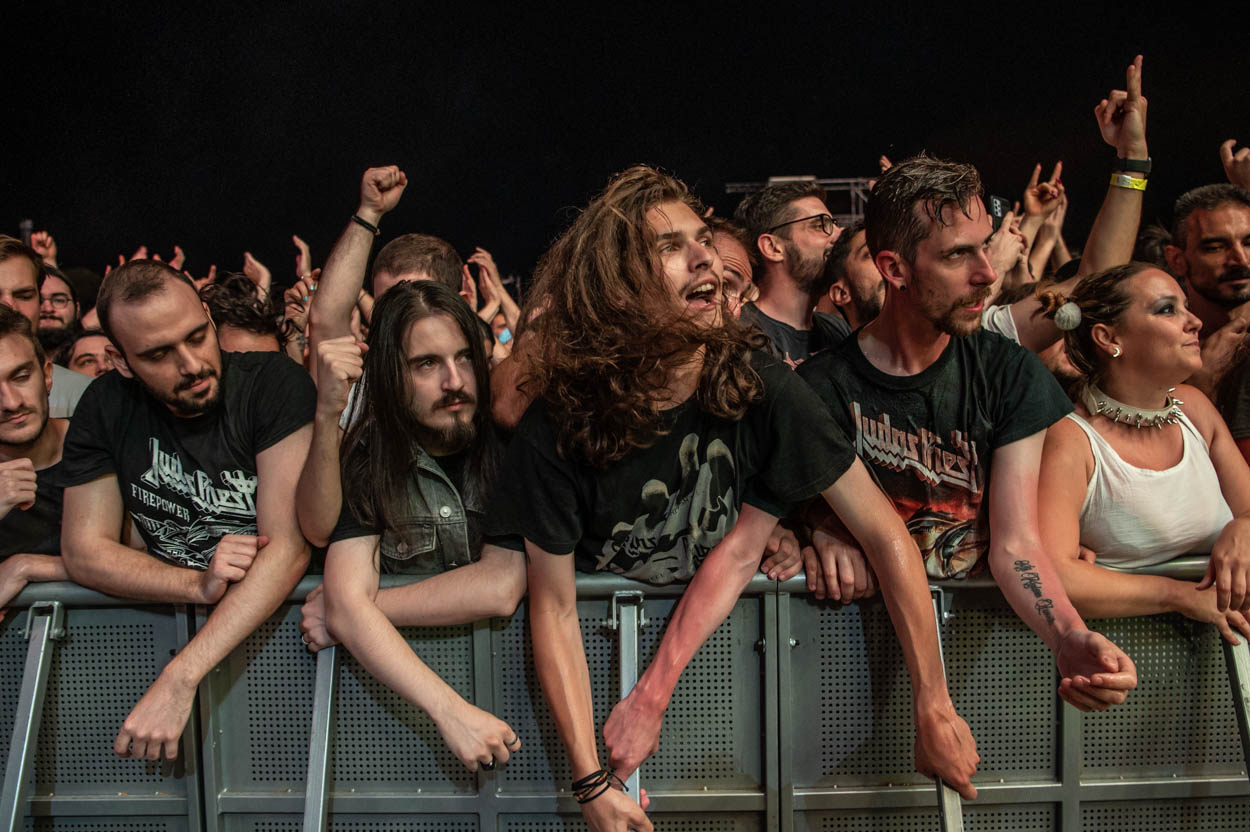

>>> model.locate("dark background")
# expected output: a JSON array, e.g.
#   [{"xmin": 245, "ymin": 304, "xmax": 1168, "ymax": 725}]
[{"xmin": 4, "ymin": 3, "xmax": 1246, "ymax": 294}]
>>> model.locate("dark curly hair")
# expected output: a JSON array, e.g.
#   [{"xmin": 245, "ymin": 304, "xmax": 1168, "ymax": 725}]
[
  {"xmin": 199, "ymin": 273, "xmax": 286, "ymax": 349},
  {"xmin": 520, "ymin": 165, "xmax": 766, "ymax": 468}
]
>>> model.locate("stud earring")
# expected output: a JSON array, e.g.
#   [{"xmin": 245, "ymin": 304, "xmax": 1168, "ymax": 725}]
[{"xmin": 1112, "ymin": 346, "xmax": 1122, "ymax": 358}]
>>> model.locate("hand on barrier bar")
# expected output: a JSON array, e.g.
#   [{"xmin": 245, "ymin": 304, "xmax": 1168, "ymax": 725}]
[
  {"xmin": 114, "ymin": 671, "xmax": 196, "ymax": 761},
  {"xmin": 802, "ymin": 528, "xmax": 878, "ymax": 602},
  {"xmin": 603, "ymin": 688, "xmax": 662, "ymax": 779},
  {"xmin": 914, "ymin": 701, "xmax": 979, "ymax": 800},
  {"xmin": 1171, "ymin": 579, "xmax": 1250, "ymax": 644},
  {"xmin": 1055, "ymin": 629, "xmax": 1138, "ymax": 711},
  {"xmin": 431, "ymin": 697, "xmax": 521, "ymax": 773},
  {"xmin": 1198, "ymin": 519, "xmax": 1250, "ymax": 615},
  {"xmin": 581, "ymin": 779, "xmax": 652, "ymax": 832},
  {"xmin": 759, "ymin": 523, "xmax": 803, "ymax": 581},
  {"xmin": 299, "ymin": 584, "xmax": 338, "ymax": 651},
  {"xmin": 200, "ymin": 534, "xmax": 269, "ymax": 603}
]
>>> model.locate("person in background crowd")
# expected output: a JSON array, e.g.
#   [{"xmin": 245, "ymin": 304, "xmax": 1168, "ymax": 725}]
[
  {"xmin": 0, "ymin": 236, "xmax": 90, "ymax": 417},
  {"xmin": 58, "ymin": 260, "xmax": 315, "ymax": 762},
  {"xmin": 57, "ymin": 329, "xmax": 114, "ymax": 378},
  {"xmin": 37, "ymin": 265, "xmax": 81, "ymax": 354},
  {"xmin": 822, "ymin": 220, "xmax": 884, "ymax": 333},
  {"xmin": 734, "ymin": 181, "xmax": 847, "ymax": 365},
  {"xmin": 0, "ymin": 305, "xmax": 70, "ymax": 616},
  {"xmin": 200, "ymin": 273, "xmax": 286, "ymax": 353},
  {"xmin": 707, "ymin": 216, "xmax": 758, "ymax": 319}
]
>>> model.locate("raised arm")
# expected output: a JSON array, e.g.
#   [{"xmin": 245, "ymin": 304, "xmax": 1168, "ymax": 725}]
[
  {"xmin": 1009, "ymin": 56, "xmax": 1148, "ymax": 353},
  {"xmin": 989, "ymin": 432, "xmax": 1137, "ymax": 711},
  {"xmin": 528, "ymin": 542, "xmax": 652, "ymax": 832},
  {"xmin": 113, "ymin": 425, "xmax": 312, "ymax": 761},
  {"xmin": 295, "ymin": 335, "xmax": 363, "ymax": 546},
  {"xmin": 307, "ymin": 166, "xmax": 408, "ymax": 344},
  {"xmin": 823, "ymin": 460, "xmax": 979, "ymax": 798}
]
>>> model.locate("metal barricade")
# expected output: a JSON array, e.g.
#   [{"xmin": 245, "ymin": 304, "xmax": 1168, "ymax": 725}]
[
  {"xmin": 0, "ymin": 583, "xmax": 204, "ymax": 832},
  {"xmin": 5, "ymin": 556, "xmax": 1250, "ymax": 830}
]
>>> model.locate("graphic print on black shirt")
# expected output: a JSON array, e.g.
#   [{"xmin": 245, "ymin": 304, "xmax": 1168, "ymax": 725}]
[
  {"xmin": 484, "ymin": 352, "xmax": 856, "ymax": 585},
  {"xmin": 798, "ymin": 329, "xmax": 1072, "ymax": 579},
  {"xmin": 849, "ymin": 402, "xmax": 987, "ymax": 577},
  {"xmin": 601, "ymin": 433, "xmax": 737, "ymax": 578},
  {"xmin": 59, "ymin": 351, "xmax": 316, "ymax": 568}
]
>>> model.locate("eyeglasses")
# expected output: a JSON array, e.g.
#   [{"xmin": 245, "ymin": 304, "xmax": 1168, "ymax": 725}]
[
  {"xmin": 42, "ymin": 293, "xmax": 73, "ymax": 309},
  {"xmin": 766, "ymin": 213, "xmax": 837, "ymax": 236}
]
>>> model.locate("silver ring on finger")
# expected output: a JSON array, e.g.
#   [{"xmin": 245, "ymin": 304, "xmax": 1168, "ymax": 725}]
[
  {"xmin": 300, "ymin": 635, "xmax": 310, "ymax": 645},
  {"xmin": 481, "ymin": 759, "xmax": 495, "ymax": 771}
]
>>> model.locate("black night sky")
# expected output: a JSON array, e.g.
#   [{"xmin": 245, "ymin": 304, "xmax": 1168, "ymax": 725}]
[{"xmin": 5, "ymin": 4, "xmax": 1247, "ymax": 295}]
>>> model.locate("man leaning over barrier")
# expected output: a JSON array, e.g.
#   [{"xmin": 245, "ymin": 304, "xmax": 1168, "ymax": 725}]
[
  {"xmin": 294, "ymin": 165, "xmax": 526, "ymax": 773},
  {"xmin": 798, "ymin": 149, "xmax": 1140, "ymax": 712},
  {"xmin": 58, "ymin": 260, "xmax": 316, "ymax": 761},
  {"xmin": 0, "ymin": 305, "xmax": 70, "ymax": 616},
  {"xmin": 482, "ymin": 165, "xmax": 980, "ymax": 832}
]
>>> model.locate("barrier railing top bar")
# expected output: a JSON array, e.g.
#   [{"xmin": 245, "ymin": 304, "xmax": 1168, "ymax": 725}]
[{"xmin": 4, "ymin": 555, "xmax": 1215, "ymax": 609}]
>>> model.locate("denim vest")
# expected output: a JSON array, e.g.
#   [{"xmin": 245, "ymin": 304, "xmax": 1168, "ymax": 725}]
[{"xmin": 377, "ymin": 447, "xmax": 484, "ymax": 575}]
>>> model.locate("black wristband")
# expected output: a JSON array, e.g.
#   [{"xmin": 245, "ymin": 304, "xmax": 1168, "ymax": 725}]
[
  {"xmin": 1113, "ymin": 157, "xmax": 1152, "ymax": 175},
  {"xmin": 351, "ymin": 214, "xmax": 381, "ymax": 236}
]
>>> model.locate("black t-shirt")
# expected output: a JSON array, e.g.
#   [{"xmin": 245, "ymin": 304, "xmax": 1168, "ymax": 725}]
[
  {"xmin": 1219, "ymin": 355, "xmax": 1250, "ymax": 439},
  {"xmin": 0, "ymin": 458, "xmax": 66, "ymax": 559},
  {"xmin": 740, "ymin": 302, "xmax": 851, "ymax": 368},
  {"xmin": 59, "ymin": 351, "xmax": 316, "ymax": 568},
  {"xmin": 797, "ymin": 330, "xmax": 1072, "ymax": 578},
  {"xmin": 483, "ymin": 352, "xmax": 856, "ymax": 584}
]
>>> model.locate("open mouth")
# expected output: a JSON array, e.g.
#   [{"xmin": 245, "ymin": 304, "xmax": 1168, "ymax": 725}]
[{"xmin": 685, "ymin": 279, "xmax": 719, "ymax": 308}]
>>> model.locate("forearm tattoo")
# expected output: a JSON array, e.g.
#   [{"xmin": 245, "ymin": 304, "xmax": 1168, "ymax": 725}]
[
  {"xmin": 1015, "ymin": 560, "xmax": 1056, "ymax": 625},
  {"xmin": 1013, "ymin": 559, "xmax": 1043, "ymax": 598}
]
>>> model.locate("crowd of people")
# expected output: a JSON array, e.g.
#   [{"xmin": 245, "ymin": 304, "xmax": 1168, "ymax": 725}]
[{"xmin": 4, "ymin": 54, "xmax": 1250, "ymax": 831}]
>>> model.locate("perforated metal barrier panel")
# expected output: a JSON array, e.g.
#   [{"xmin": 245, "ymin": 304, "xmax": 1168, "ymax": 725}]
[
  {"xmin": 1, "ymin": 605, "xmax": 197, "ymax": 829},
  {"xmin": 7, "ymin": 577, "xmax": 1250, "ymax": 830}
]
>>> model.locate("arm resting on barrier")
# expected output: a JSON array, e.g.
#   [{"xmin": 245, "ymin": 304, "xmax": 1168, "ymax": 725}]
[
  {"xmin": 62, "ymin": 475, "xmax": 215, "ymax": 603},
  {"xmin": 527, "ymin": 541, "xmax": 652, "ymax": 832},
  {"xmin": 0, "ymin": 553, "xmax": 68, "ymax": 619},
  {"xmin": 823, "ymin": 459, "xmax": 980, "ymax": 800},
  {"xmin": 323, "ymin": 536, "xmax": 518, "ymax": 771},
  {"xmin": 113, "ymin": 425, "xmax": 312, "ymax": 762},
  {"xmin": 989, "ymin": 431, "xmax": 1137, "ymax": 711}
]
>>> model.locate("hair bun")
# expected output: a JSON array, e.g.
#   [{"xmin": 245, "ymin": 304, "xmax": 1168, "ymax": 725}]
[{"xmin": 1054, "ymin": 301, "xmax": 1082, "ymax": 331}]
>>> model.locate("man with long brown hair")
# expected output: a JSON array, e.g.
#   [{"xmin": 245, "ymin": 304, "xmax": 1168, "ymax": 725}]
[{"xmin": 485, "ymin": 165, "xmax": 980, "ymax": 832}]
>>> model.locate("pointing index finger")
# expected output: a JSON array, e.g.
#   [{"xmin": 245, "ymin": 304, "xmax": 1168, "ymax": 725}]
[{"xmin": 1126, "ymin": 54, "xmax": 1143, "ymax": 100}]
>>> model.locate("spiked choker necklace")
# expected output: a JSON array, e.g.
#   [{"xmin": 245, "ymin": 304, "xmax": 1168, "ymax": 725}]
[{"xmin": 1082, "ymin": 384, "xmax": 1184, "ymax": 429}]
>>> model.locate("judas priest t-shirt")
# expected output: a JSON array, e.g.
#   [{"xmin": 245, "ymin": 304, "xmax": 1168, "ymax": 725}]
[
  {"xmin": 484, "ymin": 352, "xmax": 855, "ymax": 585},
  {"xmin": 59, "ymin": 352, "xmax": 316, "ymax": 568},
  {"xmin": 797, "ymin": 330, "xmax": 1071, "ymax": 578}
]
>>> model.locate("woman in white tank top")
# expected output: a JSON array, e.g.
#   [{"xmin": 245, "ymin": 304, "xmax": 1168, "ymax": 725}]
[{"xmin": 1037, "ymin": 263, "xmax": 1250, "ymax": 644}]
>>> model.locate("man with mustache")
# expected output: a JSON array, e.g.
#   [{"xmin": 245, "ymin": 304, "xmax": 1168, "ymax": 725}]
[
  {"xmin": 734, "ymin": 181, "xmax": 847, "ymax": 367},
  {"xmin": 56, "ymin": 259, "xmax": 317, "ymax": 762},
  {"xmin": 294, "ymin": 166, "xmax": 526, "ymax": 774},
  {"xmin": 1163, "ymin": 184, "xmax": 1250, "ymax": 401},
  {"xmin": 798, "ymin": 154, "xmax": 1138, "ymax": 713}
]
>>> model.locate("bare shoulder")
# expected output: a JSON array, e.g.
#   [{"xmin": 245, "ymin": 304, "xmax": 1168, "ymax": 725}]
[
  {"xmin": 1175, "ymin": 383, "xmax": 1220, "ymax": 439},
  {"xmin": 1042, "ymin": 416, "xmax": 1095, "ymax": 478}
]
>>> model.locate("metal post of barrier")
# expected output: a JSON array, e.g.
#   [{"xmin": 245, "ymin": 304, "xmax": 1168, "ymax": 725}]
[
  {"xmin": 606, "ymin": 591, "xmax": 646, "ymax": 802},
  {"xmin": 302, "ymin": 645, "xmax": 340, "ymax": 832},
  {"xmin": 929, "ymin": 587, "xmax": 964, "ymax": 832},
  {"xmin": 0, "ymin": 601, "xmax": 65, "ymax": 832},
  {"xmin": 1223, "ymin": 637, "xmax": 1250, "ymax": 780}
]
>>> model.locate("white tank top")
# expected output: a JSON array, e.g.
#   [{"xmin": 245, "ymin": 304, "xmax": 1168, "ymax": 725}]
[{"xmin": 1067, "ymin": 409, "xmax": 1233, "ymax": 568}]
